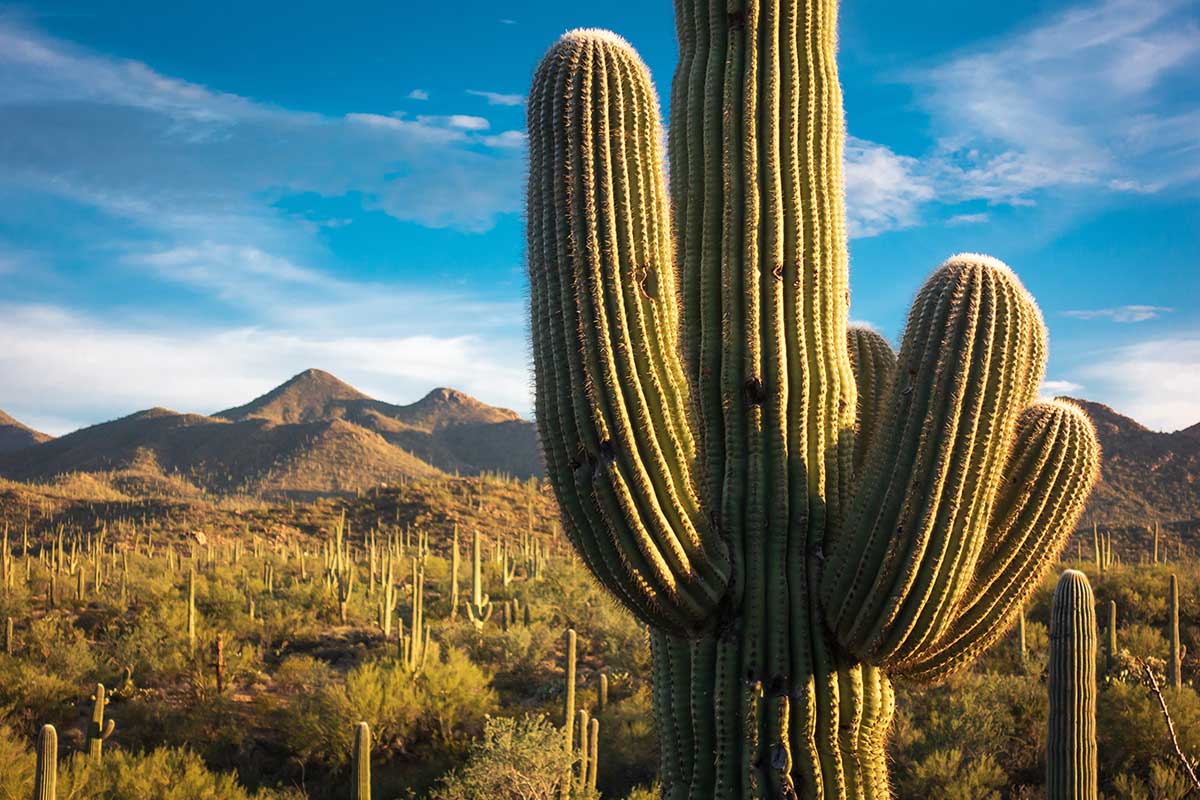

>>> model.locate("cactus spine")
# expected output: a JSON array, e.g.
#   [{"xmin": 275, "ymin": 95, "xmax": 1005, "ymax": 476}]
[
  {"xmin": 1046, "ymin": 570, "xmax": 1097, "ymax": 800},
  {"xmin": 526, "ymin": 4, "xmax": 1101, "ymax": 796},
  {"xmin": 1169, "ymin": 573, "xmax": 1181, "ymax": 688},
  {"xmin": 87, "ymin": 682, "xmax": 115, "ymax": 763},
  {"xmin": 352, "ymin": 721, "xmax": 371, "ymax": 800},
  {"xmin": 34, "ymin": 724, "xmax": 57, "ymax": 800}
]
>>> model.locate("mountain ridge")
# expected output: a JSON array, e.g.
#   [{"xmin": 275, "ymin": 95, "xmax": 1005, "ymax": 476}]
[
  {"xmin": 0, "ymin": 409, "xmax": 53, "ymax": 455},
  {"xmin": 0, "ymin": 370, "xmax": 541, "ymax": 499}
]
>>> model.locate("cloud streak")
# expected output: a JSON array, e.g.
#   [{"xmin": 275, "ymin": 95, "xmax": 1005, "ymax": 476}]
[{"xmin": 1063, "ymin": 305, "xmax": 1174, "ymax": 322}]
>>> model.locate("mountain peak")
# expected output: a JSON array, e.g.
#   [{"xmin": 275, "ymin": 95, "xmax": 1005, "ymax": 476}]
[
  {"xmin": 0, "ymin": 409, "xmax": 52, "ymax": 455},
  {"xmin": 217, "ymin": 368, "xmax": 372, "ymax": 424},
  {"xmin": 405, "ymin": 387, "xmax": 520, "ymax": 428}
]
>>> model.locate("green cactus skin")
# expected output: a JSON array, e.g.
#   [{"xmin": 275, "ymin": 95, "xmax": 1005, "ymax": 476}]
[
  {"xmin": 87, "ymin": 682, "xmax": 116, "ymax": 763},
  {"xmin": 846, "ymin": 326, "xmax": 897, "ymax": 475},
  {"xmin": 1047, "ymin": 570, "xmax": 1098, "ymax": 800},
  {"xmin": 1169, "ymin": 573, "xmax": 1181, "ymax": 688},
  {"xmin": 352, "ymin": 721, "xmax": 371, "ymax": 800},
  {"xmin": 527, "ymin": 4, "xmax": 1101, "ymax": 797},
  {"xmin": 34, "ymin": 724, "xmax": 57, "ymax": 800}
]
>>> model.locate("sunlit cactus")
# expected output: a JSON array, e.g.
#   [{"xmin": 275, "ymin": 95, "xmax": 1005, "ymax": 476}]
[
  {"xmin": 525, "ymin": 3, "xmax": 1101, "ymax": 795},
  {"xmin": 1169, "ymin": 573, "xmax": 1182, "ymax": 688},
  {"xmin": 34, "ymin": 724, "xmax": 57, "ymax": 800},
  {"xmin": 352, "ymin": 721, "xmax": 371, "ymax": 800},
  {"xmin": 1046, "ymin": 569, "xmax": 1098, "ymax": 800},
  {"xmin": 87, "ymin": 682, "xmax": 116, "ymax": 763}
]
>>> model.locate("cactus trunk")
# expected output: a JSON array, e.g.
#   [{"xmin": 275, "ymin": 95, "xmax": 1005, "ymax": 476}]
[
  {"xmin": 352, "ymin": 721, "xmax": 371, "ymax": 800},
  {"xmin": 1169, "ymin": 573, "xmax": 1181, "ymax": 688},
  {"xmin": 1046, "ymin": 570, "xmax": 1098, "ymax": 800},
  {"xmin": 526, "ymin": 1, "xmax": 1100, "ymax": 797}
]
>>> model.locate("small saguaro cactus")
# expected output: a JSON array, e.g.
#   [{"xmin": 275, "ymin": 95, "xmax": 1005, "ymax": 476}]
[
  {"xmin": 34, "ymin": 724, "xmax": 57, "ymax": 800},
  {"xmin": 587, "ymin": 717, "xmax": 600, "ymax": 793},
  {"xmin": 3, "ymin": 616, "xmax": 12, "ymax": 656},
  {"xmin": 561, "ymin": 629, "xmax": 577, "ymax": 800},
  {"xmin": 1169, "ymin": 573, "xmax": 1182, "ymax": 688},
  {"xmin": 1106, "ymin": 600, "xmax": 1118, "ymax": 674},
  {"xmin": 1016, "ymin": 608, "xmax": 1027, "ymax": 666},
  {"xmin": 465, "ymin": 528, "xmax": 492, "ymax": 629},
  {"xmin": 449, "ymin": 524, "xmax": 461, "ymax": 619},
  {"xmin": 525, "ymin": 3, "xmax": 1101, "ymax": 795},
  {"xmin": 186, "ymin": 569, "xmax": 196, "ymax": 655},
  {"xmin": 87, "ymin": 682, "xmax": 116, "ymax": 763},
  {"xmin": 352, "ymin": 721, "xmax": 371, "ymax": 800},
  {"xmin": 1047, "ymin": 570, "xmax": 1098, "ymax": 800}
]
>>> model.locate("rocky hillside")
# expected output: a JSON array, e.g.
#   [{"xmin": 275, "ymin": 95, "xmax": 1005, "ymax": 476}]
[
  {"xmin": 1066, "ymin": 397, "xmax": 1200, "ymax": 527},
  {"xmin": 0, "ymin": 409, "xmax": 51, "ymax": 455},
  {"xmin": 0, "ymin": 370, "xmax": 541, "ymax": 499}
]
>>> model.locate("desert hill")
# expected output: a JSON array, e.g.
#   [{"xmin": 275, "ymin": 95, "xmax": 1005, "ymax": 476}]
[
  {"xmin": 0, "ymin": 371, "xmax": 541, "ymax": 499},
  {"xmin": 0, "ymin": 409, "xmax": 52, "ymax": 455},
  {"xmin": 1066, "ymin": 397, "xmax": 1200, "ymax": 527}
]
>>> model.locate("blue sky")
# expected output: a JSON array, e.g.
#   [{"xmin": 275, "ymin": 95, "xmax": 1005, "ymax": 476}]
[{"xmin": 0, "ymin": 0, "xmax": 1197, "ymax": 435}]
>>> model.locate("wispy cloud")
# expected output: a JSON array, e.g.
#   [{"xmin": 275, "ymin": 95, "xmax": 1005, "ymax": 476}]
[
  {"xmin": 946, "ymin": 212, "xmax": 989, "ymax": 226},
  {"xmin": 406, "ymin": 89, "xmax": 429, "ymax": 100},
  {"xmin": 467, "ymin": 89, "xmax": 525, "ymax": 107},
  {"xmin": 843, "ymin": 137, "xmax": 935, "ymax": 237},
  {"xmin": 1075, "ymin": 334, "xmax": 1200, "ymax": 431},
  {"xmin": 909, "ymin": 0, "xmax": 1200, "ymax": 203},
  {"xmin": 1063, "ymin": 305, "xmax": 1174, "ymax": 322},
  {"xmin": 1040, "ymin": 378, "xmax": 1085, "ymax": 399},
  {"xmin": 0, "ymin": 17, "xmax": 524, "ymax": 235}
]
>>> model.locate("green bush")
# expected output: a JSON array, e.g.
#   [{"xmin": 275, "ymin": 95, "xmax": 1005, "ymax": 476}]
[{"xmin": 430, "ymin": 714, "xmax": 570, "ymax": 800}]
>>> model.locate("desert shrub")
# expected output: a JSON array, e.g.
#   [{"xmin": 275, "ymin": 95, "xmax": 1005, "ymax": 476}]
[
  {"xmin": 897, "ymin": 748, "xmax": 1007, "ymax": 800},
  {"xmin": 1097, "ymin": 680, "xmax": 1200, "ymax": 781},
  {"xmin": 268, "ymin": 655, "xmax": 355, "ymax": 767},
  {"xmin": 595, "ymin": 685, "xmax": 657, "ymax": 796},
  {"xmin": 344, "ymin": 658, "xmax": 423, "ymax": 753},
  {"xmin": 421, "ymin": 644, "xmax": 497, "ymax": 744},
  {"xmin": 429, "ymin": 714, "xmax": 570, "ymax": 800}
]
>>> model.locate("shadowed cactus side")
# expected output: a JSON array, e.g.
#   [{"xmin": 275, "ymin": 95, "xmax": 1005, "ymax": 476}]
[
  {"xmin": 34, "ymin": 724, "xmax": 57, "ymax": 800},
  {"xmin": 525, "ymin": 3, "xmax": 1101, "ymax": 796},
  {"xmin": 1047, "ymin": 570, "xmax": 1098, "ymax": 800}
]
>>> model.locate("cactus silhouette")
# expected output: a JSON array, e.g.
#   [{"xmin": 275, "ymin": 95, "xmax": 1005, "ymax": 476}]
[
  {"xmin": 526, "ymin": 3, "xmax": 1101, "ymax": 795},
  {"xmin": 1047, "ymin": 570, "xmax": 1097, "ymax": 800}
]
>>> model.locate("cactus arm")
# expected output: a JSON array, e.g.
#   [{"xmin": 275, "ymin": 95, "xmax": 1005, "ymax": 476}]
[
  {"xmin": 889, "ymin": 400, "xmax": 1100, "ymax": 682},
  {"xmin": 822, "ymin": 255, "xmax": 1049, "ymax": 665},
  {"xmin": 529, "ymin": 30, "xmax": 730, "ymax": 633},
  {"xmin": 1046, "ymin": 570, "xmax": 1098, "ymax": 800},
  {"xmin": 846, "ymin": 326, "xmax": 897, "ymax": 474}
]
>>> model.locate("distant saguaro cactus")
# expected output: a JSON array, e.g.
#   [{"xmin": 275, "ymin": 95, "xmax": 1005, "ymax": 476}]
[
  {"xmin": 1169, "ymin": 573, "xmax": 1182, "ymax": 688},
  {"xmin": 526, "ymin": 2, "xmax": 1101, "ymax": 795},
  {"xmin": 86, "ymin": 683, "xmax": 116, "ymax": 764},
  {"xmin": 1047, "ymin": 570, "xmax": 1098, "ymax": 800}
]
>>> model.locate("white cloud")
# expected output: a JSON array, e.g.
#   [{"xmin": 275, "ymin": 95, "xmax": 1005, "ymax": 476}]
[
  {"xmin": 910, "ymin": 0, "xmax": 1200, "ymax": 203},
  {"xmin": 0, "ymin": 18, "xmax": 523, "ymax": 235},
  {"xmin": 843, "ymin": 137, "xmax": 936, "ymax": 237},
  {"xmin": 946, "ymin": 212, "xmax": 989, "ymax": 226},
  {"xmin": 1040, "ymin": 378, "xmax": 1085, "ymax": 399},
  {"xmin": 482, "ymin": 130, "xmax": 527, "ymax": 149},
  {"xmin": 0, "ymin": 303, "xmax": 532, "ymax": 435},
  {"xmin": 1063, "ymin": 305, "xmax": 1174, "ymax": 322},
  {"xmin": 1075, "ymin": 334, "xmax": 1200, "ymax": 431},
  {"xmin": 406, "ymin": 89, "xmax": 429, "ymax": 100},
  {"xmin": 467, "ymin": 89, "xmax": 525, "ymax": 107}
]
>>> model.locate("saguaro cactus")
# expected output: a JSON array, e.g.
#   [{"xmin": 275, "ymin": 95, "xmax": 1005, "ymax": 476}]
[
  {"xmin": 352, "ymin": 721, "xmax": 371, "ymax": 800},
  {"xmin": 1047, "ymin": 570, "xmax": 1098, "ymax": 800},
  {"xmin": 465, "ymin": 528, "xmax": 492, "ymax": 629},
  {"xmin": 34, "ymin": 724, "xmax": 57, "ymax": 800},
  {"xmin": 526, "ymin": 4, "xmax": 1101, "ymax": 796},
  {"xmin": 87, "ymin": 682, "xmax": 116, "ymax": 763},
  {"xmin": 1169, "ymin": 573, "xmax": 1182, "ymax": 688}
]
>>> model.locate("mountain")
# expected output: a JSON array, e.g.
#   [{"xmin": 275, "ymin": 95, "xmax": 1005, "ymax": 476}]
[
  {"xmin": 0, "ymin": 370, "xmax": 542, "ymax": 499},
  {"xmin": 1065, "ymin": 398, "xmax": 1200, "ymax": 526},
  {"xmin": 0, "ymin": 410, "xmax": 52, "ymax": 455}
]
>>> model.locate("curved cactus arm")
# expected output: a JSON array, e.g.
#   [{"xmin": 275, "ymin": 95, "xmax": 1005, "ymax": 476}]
[
  {"xmin": 846, "ymin": 326, "xmax": 897, "ymax": 475},
  {"xmin": 890, "ymin": 400, "xmax": 1100, "ymax": 681},
  {"xmin": 822, "ymin": 254, "xmax": 1049, "ymax": 666},
  {"xmin": 529, "ymin": 30, "xmax": 729, "ymax": 633}
]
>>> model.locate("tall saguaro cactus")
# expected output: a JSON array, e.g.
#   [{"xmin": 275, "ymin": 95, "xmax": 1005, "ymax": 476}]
[
  {"xmin": 87, "ymin": 682, "xmax": 116, "ymax": 763},
  {"xmin": 352, "ymin": 721, "xmax": 371, "ymax": 800},
  {"xmin": 526, "ymin": 3, "xmax": 1101, "ymax": 797},
  {"xmin": 1047, "ymin": 570, "xmax": 1098, "ymax": 800}
]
